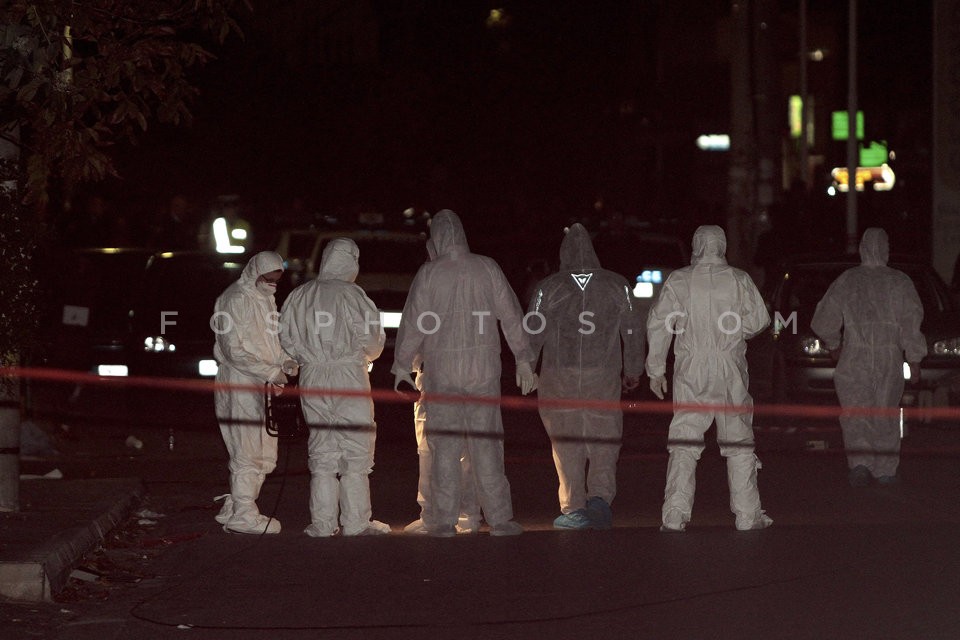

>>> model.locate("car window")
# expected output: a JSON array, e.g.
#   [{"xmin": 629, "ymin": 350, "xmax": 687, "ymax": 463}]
[
  {"xmin": 286, "ymin": 233, "xmax": 318, "ymax": 263},
  {"xmin": 135, "ymin": 256, "xmax": 244, "ymax": 340},
  {"xmin": 316, "ymin": 237, "xmax": 425, "ymax": 274},
  {"xmin": 592, "ymin": 231, "xmax": 686, "ymax": 273},
  {"xmin": 778, "ymin": 264, "xmax": 948, "ymax": 316},
  {"xmin": 778, "ymin": 267, "xmax": 841, "ymax": 311},
  {"xmin": 46, "ymin": 250, "xmax": 151, "ymax": 339}
]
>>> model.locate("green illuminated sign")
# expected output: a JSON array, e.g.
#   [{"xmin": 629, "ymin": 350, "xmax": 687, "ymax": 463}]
[
  {"xmin": 831, "ymin": 111, "xmax": 864, "ymax": 141},
  {"xmin": 789, "ymin": 95, "xmax": 803, "ymax": 138},
  {"xmin": 859, "ymin": 140, "xmax": 887, "ymax": 167}
]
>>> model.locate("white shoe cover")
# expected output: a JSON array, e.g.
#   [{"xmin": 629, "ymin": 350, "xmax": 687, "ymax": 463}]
[
  {"xmin": 214, "ymin": 494, "xmax": 233, "ymax": 525},
  {"xmin": 660, "ymin": 508, "xmax": 687, "ymax": 532},
  {"xmin": 403, "ymin": 518, "xmax": 428, "ymax": 534},
  {"xmin": 456, "ymin": 516, "xmax": 480, "ymax": 535},
  {"xmin": 736, "ymin": 512, "xmax": 773, "ymax": 531},
  {"xmin": 345, "ymin": 520, "xmax": 391, "ymax": 536},
  {"xmin": 304, "ymin": 523, "xmax": 340, "ymax": 538},
  {"xmin": 225, "ymin": 514, "xmax": 281, "ymax": 535}
]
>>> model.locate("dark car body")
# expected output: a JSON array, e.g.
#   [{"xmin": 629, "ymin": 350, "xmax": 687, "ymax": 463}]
[
  {"xmin": 30, "ymin": 247, "xmax": 154, "ymax": 376},
  {"xmin": 748, "ymin": 255, "xmax": 960, "ymax": 414},
  {"xmin": 127, "ymin": 251, "xmax": 247, "ymax": 380}
]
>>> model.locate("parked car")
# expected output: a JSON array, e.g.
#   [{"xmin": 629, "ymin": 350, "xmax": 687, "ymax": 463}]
[
  {"xmin": 590, "ymin": 228, "xmax": 689, "ymax": 311},
  {"xmin": 127, "ymin": 251, "xmax": 246, "ymax": 381},
  {"xmin": 748, "ymin": 254, "xmax": 960, "ymax": 418},
  {"xmin": 30, "ymin": 247, "xmax": 154, "ymax": 377}
]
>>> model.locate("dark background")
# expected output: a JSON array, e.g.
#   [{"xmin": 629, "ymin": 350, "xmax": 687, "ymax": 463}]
[{"xmin": 76, "ymin": 0, "xmax": 932, "ymax": 260}]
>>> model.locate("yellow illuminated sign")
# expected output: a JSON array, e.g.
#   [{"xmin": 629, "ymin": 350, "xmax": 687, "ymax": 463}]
[{"xmin": 830, "ymin": 164, "xmax": 896, "ymax": 192}]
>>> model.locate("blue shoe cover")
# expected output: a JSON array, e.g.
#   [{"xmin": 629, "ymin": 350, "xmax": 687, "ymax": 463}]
[
  {"xmin": 586, "ymin": 496, "xmax": 613, "ymax": 529},
  {"xmin": 553, "ymin": 509, "xmax": 593, "ymax": 530}
]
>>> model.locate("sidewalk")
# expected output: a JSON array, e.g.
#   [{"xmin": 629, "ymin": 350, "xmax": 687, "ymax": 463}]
[{"xmin": 0, "ymin": 477, "xmax": 144, "ymax": 601}]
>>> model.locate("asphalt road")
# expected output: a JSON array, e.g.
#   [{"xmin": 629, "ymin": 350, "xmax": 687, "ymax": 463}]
[{"xmin": 5, "ymin": 380, "xmax": 960, "ymax": 639}]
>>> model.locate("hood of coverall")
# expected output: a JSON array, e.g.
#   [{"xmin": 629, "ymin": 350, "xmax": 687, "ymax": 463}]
[
  {"xmin": 691, "ymin": 225, "xmax": 728, "ymax": 266},
  {"xmin": 859, "ymin": 227, "xmax": 890, "ymax": 267},
  {"xmin": 559, "ymin": 223, "xmax": 601, "ymax": 271},
  {"xmin": 318, "ymin": 237, "xmax": 360, "ymax": 283},
  {"xmin": 429, "ymin": 209, "xmax": 470, "ymax": 257},
  {"xmin": 240, "ymin": 251, "xmax": 285, "ymax": 296}
]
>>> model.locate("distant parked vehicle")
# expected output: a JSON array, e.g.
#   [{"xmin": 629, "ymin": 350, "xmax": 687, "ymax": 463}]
[
  {"xmin": 748, "ymin": 254, "xmax": 960, "ymax": 419},
  {"xmin": 126, "ymin": 251, "xmax": 246, "ymax": 381},
  {"xmin": 30, "ymin": 247, "xmax": 153, "ymax": 377}
]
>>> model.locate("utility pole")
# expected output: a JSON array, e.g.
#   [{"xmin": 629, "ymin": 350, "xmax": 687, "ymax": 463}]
[
  {"xmin": 727, "ymin": 0, "xmax": 756, "ymax": 267},
  {"xmin": 845, "ymin": 0, "xmax": 858, "ymax": 253},
  {"xmin": 0, "ymin": 126, "xmax": 21, "ymax": 512},
  {"xmin": 799, "ymin": 0, "xmax": 810, "ymax": 189},
  {"xmin": 727, "ymin": 0, "xmax": 778, "ymax": 270}
]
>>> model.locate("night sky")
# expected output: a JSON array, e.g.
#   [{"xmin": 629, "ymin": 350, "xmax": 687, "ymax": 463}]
[{"xmin": 97, "ymin": 0, "xmax": 932, "ymax": 251}]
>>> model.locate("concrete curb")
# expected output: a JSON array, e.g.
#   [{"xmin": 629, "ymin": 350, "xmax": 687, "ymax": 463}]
[{"xmin": 0, "ymin": 477, "xmax": 144, "ymax": 601}]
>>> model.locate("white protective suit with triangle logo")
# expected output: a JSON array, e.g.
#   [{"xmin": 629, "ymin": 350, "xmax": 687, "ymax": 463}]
[
  {"xmin": 392, "ymin": 210, "xmax": 535, "ymax": 537},
  {"xmin": 527, "ymin": 224, "xmax": 645, "ymax": 522},
  {"xmin": 646, "ymin": 226, "xmax": 772, "ymax": 531},
  {"xmin": 213, "ymin": 251, "xmax": 290, "ymax": 534},
  {"xmin": 279, "ymin": 238, "xmax": 389, "ymax": 536}
]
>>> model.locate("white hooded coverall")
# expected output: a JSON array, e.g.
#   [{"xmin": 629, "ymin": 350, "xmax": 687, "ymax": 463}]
[
  {"xmin": 811, "ymin": 228, "xmax": 927, "ymax": 478},
  {"xmin": 213, "ymin": 251, "xmax": 289, "ymax": 533},
  {"xmin": 646, "ymin": 226, "xmax": 772, "ymax": 531},
  {"xmin": 392, "ymin": 210, "xmax": 534, "ymax": 535},
  {"xmin": 529, "ymin": 224, "xmax": 645, "ymax": 514},
  {"xmin": 408, "ymin": 240, "xmax": 480, "ymax": 533},
  {"xmin": 279, "ymin": 238, "xmax": 387, "ymax": 536}
]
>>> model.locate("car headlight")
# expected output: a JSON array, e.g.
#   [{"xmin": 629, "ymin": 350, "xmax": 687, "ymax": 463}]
[
  {"xmin": 380, "ymin": 312, "xmax": 402, "ymax": 329},
  {"xmin": 799, "ymin": 336, "xmax": 830, "ymax": 356},
  {"xmin": 933, "ymin": 337, "xmax": 960, "ymax": 356},
  {"xmin": 144, "ymin": 336, "xmax": 177, "ymax": 353},
  {"xmin": 632, "ymin": 282, "xmax": 654, "ymax": 298}
]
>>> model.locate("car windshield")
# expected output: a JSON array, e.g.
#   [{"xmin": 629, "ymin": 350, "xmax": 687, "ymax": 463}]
[
  {"xmin": 591, "ymin": 231, "xmax": 687, "ymax": 278},
  {"xmin": 47, "ymin": 250, "xmax": 151, "ymax": 340},
  {"xmin": 317, "ymin": 237, "xmax": 425, "ymax": 274},
  {"xmin": 135, "ymin": 255, "xmax": 245, "ymax": 340},
  {"xmin": 778, "ymin": 263, "xmax": 954, "ymax": 315},
  {"xmin": 286, "ymin": 233, "xmax": 318, "ymax": 262}
]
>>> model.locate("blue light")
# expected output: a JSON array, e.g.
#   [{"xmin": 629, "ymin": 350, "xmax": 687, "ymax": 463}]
[{"xmin": 637, "ymin": 270, "xmax": 663, "ymax": 284}]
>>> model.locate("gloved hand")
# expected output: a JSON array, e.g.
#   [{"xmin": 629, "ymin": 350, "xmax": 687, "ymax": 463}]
[
  {"xmin": 516, "ymin": 361, "xmax": 538, "ymax": 395},
  {"xmin": 394, "ymin": 371, "xmax": 416, "ymax": 393},
  {"xmin": 908, "ymin": 362, "xmax": 921, "ymax": 384},
  {"xmin": 649, "ymin": 374, "xmax": 668, "ymax": 400},
  {"xmin": 622, "ymin": 375, "xmax": 641, "ymax": 393},
  {"xmin": 281, "ymin": 359, "xmax": 299, "ymax": 376}
]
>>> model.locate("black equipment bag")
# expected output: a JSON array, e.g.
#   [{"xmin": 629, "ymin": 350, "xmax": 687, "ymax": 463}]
[{"xmin": 265, "ymin": 377, "xmax": 306, "ymax": 439}]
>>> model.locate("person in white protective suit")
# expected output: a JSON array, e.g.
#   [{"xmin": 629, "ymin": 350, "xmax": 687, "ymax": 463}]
[
  {"xmin": 811, "ymin": 228, "xmax": 926, "ymax": 487},
  {"xmin": 646, "ymin": 225, "xmax": 772, "ymax": 532},
  {"xmin": 392, "ymin": 209, "xmax": 538, "ymax": 537},
  {"xmin": 528, "ymin": 223, "xmax": 645, "ymax": 530},
  {"xmin": 213, "ymin": 251, "xmax": 299, "ymax": 535},
  {"xmin": 402, "ymin": 239, "xmax": 481, "ymax": 536},
  {"xmin": 279, "ymin": 238, "xmax": 390, "ymax": 536}
]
